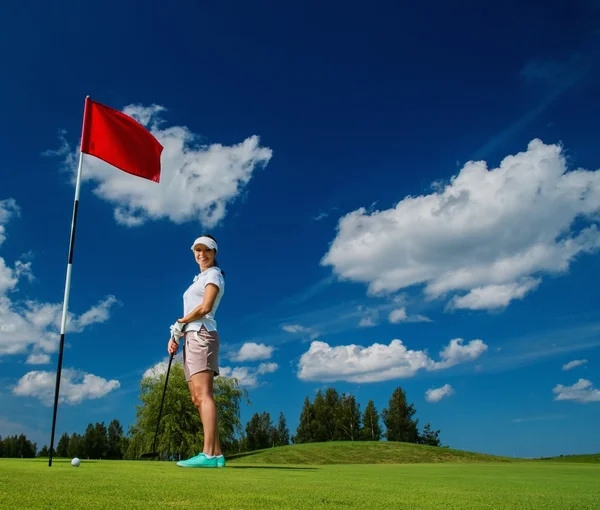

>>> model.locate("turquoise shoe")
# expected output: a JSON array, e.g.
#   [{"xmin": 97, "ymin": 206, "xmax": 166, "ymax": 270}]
[
  {"xmin": 216, "ymin": 455, "xmax": 226, "ymax": 468},
  {"xmin": 176, "ymin": 453, "xmax": 217, "ymax": 468}
]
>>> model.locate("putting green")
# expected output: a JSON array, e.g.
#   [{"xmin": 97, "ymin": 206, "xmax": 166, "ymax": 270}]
[{"xmin": 1, "ymin": 458, "xmax": 599, "ymax": 509}]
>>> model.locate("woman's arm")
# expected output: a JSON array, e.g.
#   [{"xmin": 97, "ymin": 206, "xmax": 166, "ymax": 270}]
[{"xmin": 178, "ymin": 283, "xmax": 220, "ymax": 324}]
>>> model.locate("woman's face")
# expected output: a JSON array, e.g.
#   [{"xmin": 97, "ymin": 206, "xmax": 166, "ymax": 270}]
[{"xmin": 194, "ymin": 244, "xmax": 216, "ymax": 270}]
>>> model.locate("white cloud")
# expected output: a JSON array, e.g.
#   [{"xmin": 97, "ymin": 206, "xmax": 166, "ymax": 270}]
[
  {"xmin": 26, "ymin": 353, "xmax": 51, "ymax": 365},
  {"xmin": 13, "ymin": 260, "xmax": 34, "ymax": 283},
  {"xmin": 553, "ymin": 379, "xmax": 600, "ymax": 403},
  {"xmin": 257, "ymin": 362, "xmax": 278, "ymax": 374},
  {"xmin": 321, "ymin": 139, "xmax": 600, "ymax": 310},
  {"xmin": 297, "ymin": 337, "xmax": 487, "ymax": 383},
  {"xmin": 425, "ymin": 384, "xmax": 455, "ymax": 403},
  {"xmin": 143, "ymin": 359, "xmax": 171, "ymax": 380},
  {"xmin": 0, "ymin": 198, "xmax": 19, "ymax": 246},
  {"xmin": 219, "ymin": 367, "xmax": 258, "ymax": 388},
  {"xmin": 388, "ymin": 307, "xmax": 432, "ymax": 323},
  {"xmin": 220, "ymin": 362, "xmax": 279, "ymax": 388},
  {"xmin": 0, "ymin": 257, "xmax": 19, "ymax": 296},
  {"xmin": 282, "ymin": 324, "xmax": 307, "ymax": 334},
  {"xmin": 70, "ymin": 296, "xmax": 118, "ymax": 331},
  {"xmin": 48, "ymin": 105, "xmax": 273, "ymax": 228},
  {"xmin": 0, "ymin": 295, "xmax": 119, "ymax": 356},
  {"xmin": 0, "ymin": 202, "xmax": 22, "ymax": 296},
  {"xmin": 12, "ymin": 368, "xmax": 120, "ymax": 406},
  {"xmin": 0, "ymin": 203, "xmax": 119, "ymax": 359},
  {"xmin": 389, "ymin": 308, "xmax": 407, "ymax": 323},
  {"xmin": 448, "ymin": 278, "xmax": 541, "ymax": 310},
  {"xmin": 282, "ymin": 323, "xmax": 319, "ymax": 339},
  {"xmin": 358, "ymin": 306, "xmax": 379, "ymax": 327},
  {"xmin": 562, "ymin": 359, "xmax": 587, "ymax": 371},
  {"xmin": 434, "ymin": 338, "xmax": 488, "ymax": 369},
  {"xmin": 229, "ymin": 342, "xmax": 274, "ymax": 362},
  {"xmin": 141, "ymin": 353, "xmax": 185, "ymax": 380},
  {"xmin": 360, "ymin": 303, "xmax": 432, "ymax": 327},
  {"xmin": 359, "ymin": 317, "xmax": 377, "ymax": 327}
]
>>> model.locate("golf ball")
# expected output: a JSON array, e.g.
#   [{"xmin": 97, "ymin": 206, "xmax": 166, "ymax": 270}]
[{"xmin": 71, "ymin": 457, "xmax": 80, "ymax": 467}]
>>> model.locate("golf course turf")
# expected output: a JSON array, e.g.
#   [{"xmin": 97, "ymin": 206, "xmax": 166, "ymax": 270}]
[{"xmin": 1, "ymin": 443, "xmax": 599, "ymax": 509}]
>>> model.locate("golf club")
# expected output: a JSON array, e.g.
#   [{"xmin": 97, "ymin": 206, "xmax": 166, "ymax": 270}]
[{"xmin": 140, "ymin": 351, "xmax": 175, "ymax": 459}]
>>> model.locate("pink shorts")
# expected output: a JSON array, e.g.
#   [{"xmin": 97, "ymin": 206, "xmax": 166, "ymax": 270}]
[{"xmin": 182, "ymin": 326, "xmax": 220, "ymax": 381}]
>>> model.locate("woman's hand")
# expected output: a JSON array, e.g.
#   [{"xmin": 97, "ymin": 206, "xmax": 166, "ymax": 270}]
[{"xmin": 167, "ymin": 338, "xmax": 179, "ymax": 355}]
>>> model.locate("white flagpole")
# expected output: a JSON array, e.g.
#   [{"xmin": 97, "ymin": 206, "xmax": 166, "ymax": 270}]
[{"xmin": 48, "ymin": 95, "xmax": 89, "ymax": 467}]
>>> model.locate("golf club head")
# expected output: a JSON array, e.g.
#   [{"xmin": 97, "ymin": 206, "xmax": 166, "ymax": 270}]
[{"xmin": 139, "ymin": 451, "xmax": 159, "ymax": 459}]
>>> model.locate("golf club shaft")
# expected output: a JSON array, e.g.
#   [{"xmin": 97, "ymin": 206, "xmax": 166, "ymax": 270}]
[{"xmin": 151, "ymin": 353, "xmax": 174, "ymax": 454}]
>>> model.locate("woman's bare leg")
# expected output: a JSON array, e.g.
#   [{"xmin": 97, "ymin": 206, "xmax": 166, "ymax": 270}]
[{"xmin": 188, "ymin": 371, "xmax": 221, "ymax": 456}]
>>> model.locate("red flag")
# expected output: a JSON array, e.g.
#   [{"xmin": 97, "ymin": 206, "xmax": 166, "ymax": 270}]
[{"xmin": 80, "ymin": 97, "xmax": 163, "ymax": 183}]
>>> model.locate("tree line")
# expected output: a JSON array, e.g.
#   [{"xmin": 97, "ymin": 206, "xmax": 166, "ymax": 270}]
[
  {"xmin": 49, "ymin": 419, "xmax": 127, "ymax": 459},
  {"xmin": 3, "ymin": 361, "xmax": 443, "ymax": 459},
  {"xmin": 0, "ymin": 434, "xmax": 38, "ymax": 458},
  {"xmin": 241, "ymin": 385, "xmax": 442, "ymax": 453},
  {"xmin": 0, "ymin": 419, "xmax": 128, "ymax": 459},
  {"xmin": 242, "ymin": 411, "xmax": 291, "ymax": 451}
]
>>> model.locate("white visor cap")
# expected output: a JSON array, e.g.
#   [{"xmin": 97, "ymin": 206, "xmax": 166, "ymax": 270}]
[{"xmin": 191, "ymin": 236, "xmax": 218, "ymax": 253}]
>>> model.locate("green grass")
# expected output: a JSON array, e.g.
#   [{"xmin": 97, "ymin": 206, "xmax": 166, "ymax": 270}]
[
  {"xmin": 226, "ymin": 440, "xmax": 516, "ymax": 464},
  {"xmin": 1, "ymin": 455, "xmax": 599, "ymax": 509},
  {"xmin": 539, "ymin": 453, "xmax": 600, "ymax": 463}
]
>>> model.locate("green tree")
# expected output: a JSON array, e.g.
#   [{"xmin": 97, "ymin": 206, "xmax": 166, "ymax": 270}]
[
  {"xmin": 360, "ymin": 400, "xmax": 382, "ymax": 441},
  {"xmin": 338, "ymin": 393, "xmax": 361, "ymax": 441},
  {"xmin": 382, "ymin": 387, "xmax": 419, "ymax": 443},
  {"xmin": 124, "ymin": 424, "xmax": 148, "ymax": 460},
  {"xmin": 213, "ymin": 375, "xmax": 249, "ymax": 453},
  {"xmin": 235, "ymin": 433, "xmax": 248, "ymax": 453},
  {"xmin": 57, "ymin": 432, "xmax": 70, "ymax": 457},
  {"xmin": 125, "ymin": 361, "xmax": 247, "ymax": 459},
  {"xmin": 67, "ymin": 433, "xmax": 83, "ymax": 458},
  {"xmin": 323, "ymin": 388, "xmax": 342, "ymax": 440},
  {"xmin": 2, "ymin": 435, "xmax": 16, "ymax": 457},
  {"xmin": 15, "ymin": 434, "xmax": 36, "ymax": 458},
  {"xmin": 311, "ymin": 390, "xmax": 329, "ymax": 442},
  {"xmin": 245, "ymin": 413, "xmax": 259, "ymax": 451},
  {"xmin": 107, "ymin": 419, "xmax": 124, "ymax": 459},
  {"xmin": 83, "ymin": 423, "xmax": 96, "ymax": 458},
  {"xmin": 120, "ymin": 434, "xmax": 131, "ymax": 458},
  {"xmin": 269, "ymin": 423, "xmax": 279, "ymax": 447},
  {"xmin": 227, "ymin": 435, "xmax": 246, "ymax": 454},
  {"xmin": 83, "ymin": 422, "xmax": 108, "ymax": 459},
  {"xmin": 94, "ymin": 422, "xmax": 108, "ymax": 458},
  {"xmin": 418, "ymin": 423, "xmax": 442, "ymax": 446},
  {"xmin": 245, "ymin": 412, "xmax": 272, "ymax": 451},
  {"xmin": 277, "ymin": 412, "xmax": 290, "ymax": 446},
  {"xmin": 295, "ymin": 396, "xmax": 314, "ymax": 443},
  {"xmin": 38, "ymin": 445, "xmax": 49, "ymax": 457}
]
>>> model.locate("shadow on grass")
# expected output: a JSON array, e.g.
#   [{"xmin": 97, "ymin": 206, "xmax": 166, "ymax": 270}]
[
  {"xmin": 226, "ymin": 450, "xmax": 265, "ymax": 461},
  {"xmin": 228, "ymin": 465, "xmax": 318, "ymax": 471}
]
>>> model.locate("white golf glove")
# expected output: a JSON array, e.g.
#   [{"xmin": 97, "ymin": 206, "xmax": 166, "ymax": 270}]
[{"xmin": 170, "ymin": 321, "xmax": 185, "ymax": 345}]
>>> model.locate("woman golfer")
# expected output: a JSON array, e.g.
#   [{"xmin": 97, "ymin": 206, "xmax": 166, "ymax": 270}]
[{"xmin": 167, "ymin": 234, "xmax": 226, "ymax": 468}]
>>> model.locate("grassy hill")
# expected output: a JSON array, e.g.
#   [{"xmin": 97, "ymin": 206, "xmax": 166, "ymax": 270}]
[
  {"xmin": 539, "ymin": 453, "xmax": 600, "ymax": 463},
  {"xmin": 226, "ymin": 441, "xmax": 517, "ymax": 465}
]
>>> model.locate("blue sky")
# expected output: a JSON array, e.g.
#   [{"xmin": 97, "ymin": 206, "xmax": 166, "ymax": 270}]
[{"xmin": 2, "ymin": 0, "xmax": 600, "ymax": 459}]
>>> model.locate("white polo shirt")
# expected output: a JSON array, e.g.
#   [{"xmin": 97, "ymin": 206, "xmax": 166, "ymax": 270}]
[{"xmin": 182, "ymin": 267, "xmax": 225, "ymax": 332}]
